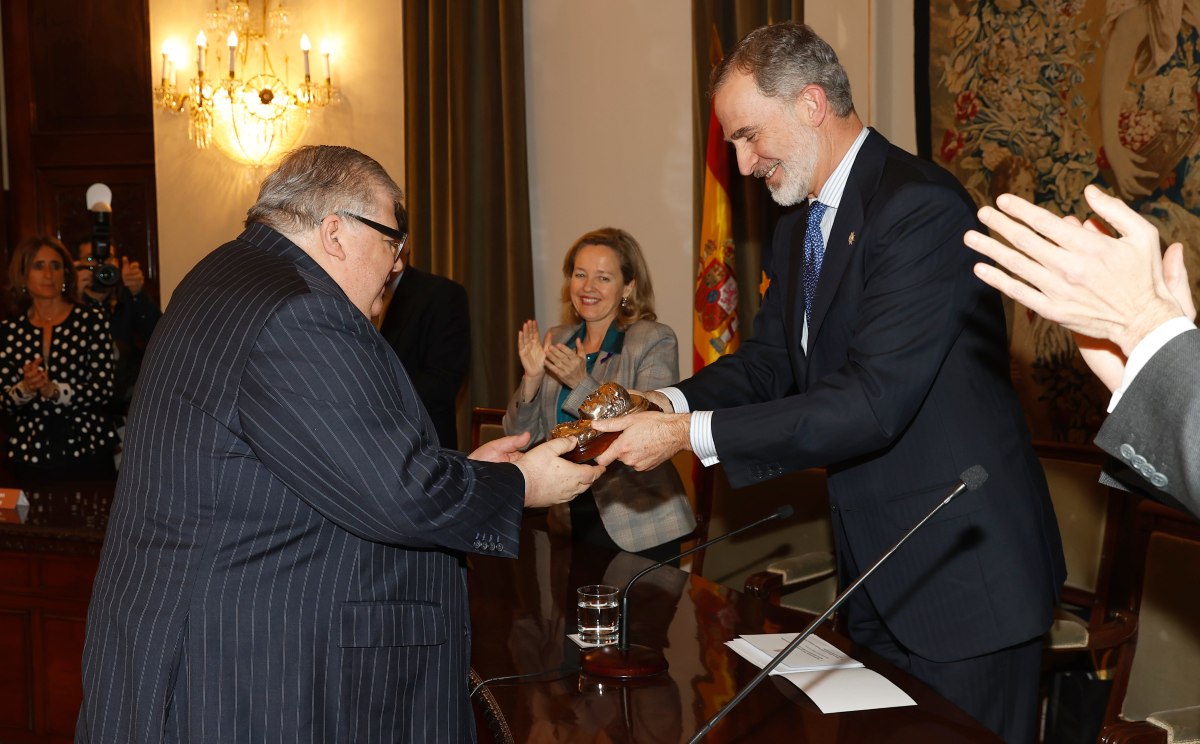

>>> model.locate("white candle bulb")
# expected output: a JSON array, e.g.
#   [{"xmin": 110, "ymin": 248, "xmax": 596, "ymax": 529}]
[
  {"xmin": 228, "ymin": 31, "xmax": 238, "ymax": 76},
  {"xmin": 197, "ymin": 31, "xmax": 207, "ymax": 75},
  {"xmin": 300, "ymin": 34, "xmax": 311, "ymax": 79}
]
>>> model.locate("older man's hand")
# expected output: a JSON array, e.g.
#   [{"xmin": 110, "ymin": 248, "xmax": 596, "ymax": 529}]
[
  {"xmin": 964, "ymin": 184, "xmax": 1187, "ymax": 357},
  {"xmin": 590, "ymin": 411, "xmax": 690, "ymax": 471},
  {"xmin": 469, "ymin": 432, "xmax": 531, "ymax": 464},
  {"xmin": 514, "ymin": 436, "xmax": 604, "ymax": 508}
]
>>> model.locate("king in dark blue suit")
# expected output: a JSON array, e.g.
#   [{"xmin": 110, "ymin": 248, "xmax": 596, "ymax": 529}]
[
  {"xmin": 77, "ymin": 146, "xmax": 601, "ymax": 743},
  {"xmin": 595, "ymin": 24, "xmax": 1065, "ymax": 744}
]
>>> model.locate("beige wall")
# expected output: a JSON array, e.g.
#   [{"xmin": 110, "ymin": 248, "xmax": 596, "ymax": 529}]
[
  {"xmin": 523, "ymin": 0, "xmax": 694, "ymax": 371},
  {"xmin": 149, "ymin": 0, "xmax": 918, "ymax": 361},
  {"xmin": 149, "ymin": 0, "xmax": 404, "ymax": 305},
  {"xmin": 524, "ymin": 1, "xmax": 916, "ymax": 374},
  {"xmin": 805, "ymin": 0, "xmax": 917, "ymax": 153}
]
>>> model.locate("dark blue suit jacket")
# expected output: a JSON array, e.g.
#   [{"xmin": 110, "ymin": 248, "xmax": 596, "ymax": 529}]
[
  {"xmin": 379, "ymin": 266, "xmax": 470, "ymax": 449},
  {"xmin": 677, "ymin": 130, "xmax": 1065, "ymax": 662},
  {"xmin": 78, "ymin": 224, "xmax": 524, "ymax": 743}
]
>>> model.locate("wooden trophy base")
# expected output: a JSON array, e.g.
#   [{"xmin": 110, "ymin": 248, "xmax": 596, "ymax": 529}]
[{"xmin": 580, "ymin": 643, "xmax": 668, "ymax": 679}]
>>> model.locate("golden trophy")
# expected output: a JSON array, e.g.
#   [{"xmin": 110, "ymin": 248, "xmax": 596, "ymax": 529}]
[{"xmin": 550, "ymin": 382, "xmax": 660, "ymax": 463}]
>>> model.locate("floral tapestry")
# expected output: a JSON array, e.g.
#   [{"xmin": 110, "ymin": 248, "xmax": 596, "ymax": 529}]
[{"xmin": 927, "ymin": 0, "xmax": 1200, "ymax": 443}]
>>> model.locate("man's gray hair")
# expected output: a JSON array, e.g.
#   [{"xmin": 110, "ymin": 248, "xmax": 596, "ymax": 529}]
[
  {"xmin": 245, "ymin": 145, "xmax": 403, "ymax": 233},
  {"xmin": 710, "ymin": 22, "xmax": 854, "ymax": 118}
]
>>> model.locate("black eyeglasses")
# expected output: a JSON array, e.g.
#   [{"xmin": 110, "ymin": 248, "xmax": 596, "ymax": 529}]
[{"xmin": 342, "ymin": 212, "xmax": 408, "ymax": 263}]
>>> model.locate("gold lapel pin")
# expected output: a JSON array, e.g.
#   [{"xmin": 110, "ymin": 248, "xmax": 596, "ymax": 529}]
[{"xmin": 848, "ymin": 231, "xmax": 856, "ymax": 246}]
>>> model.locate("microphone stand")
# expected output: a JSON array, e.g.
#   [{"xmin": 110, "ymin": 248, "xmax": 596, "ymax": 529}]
[
  {"xmin": 582, "ymin": 505, "xmax": 794, "ymax": 679},
  {"xmin": 688, "ymin": 470, "xmax": 985, "ymax": 743}
]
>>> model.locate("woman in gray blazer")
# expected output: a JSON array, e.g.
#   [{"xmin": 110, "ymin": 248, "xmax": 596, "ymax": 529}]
[{"xmin": 505, "ymin": 227, "xmax": 695, "ymax": 561}]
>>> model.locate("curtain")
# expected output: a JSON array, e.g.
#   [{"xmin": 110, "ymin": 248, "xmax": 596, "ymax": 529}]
[
  {"xmin": 691, "ymin": 1, "xmax": 804, "ymax": 337},
  {"xmin": 403, "ymin": 1, "xmax": 533, "ymax": 447}
]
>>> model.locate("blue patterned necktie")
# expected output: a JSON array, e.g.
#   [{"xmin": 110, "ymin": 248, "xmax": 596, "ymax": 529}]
[{"xmin": 803, "ymin": 199, "xmax": 828, "ymax": 323}]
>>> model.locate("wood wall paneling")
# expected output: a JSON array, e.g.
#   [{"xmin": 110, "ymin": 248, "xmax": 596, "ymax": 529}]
[
  {"xmin": 1, "ymin": 0, "xmax": 157, "ymax": 299},
  {"xmin": 45, "ymin": 168, "xmax": 159, "ymax": 296},
  {"xmin": 41, "ymin": 613, "xmax": 87, "ymax": 737},
  {"xmin": 0, "ymin": 608, "xmax": 34, "ymax": 734},
  {"xmin": 0, "ymin": 552, "xmax": 96, "ymax": 744}
]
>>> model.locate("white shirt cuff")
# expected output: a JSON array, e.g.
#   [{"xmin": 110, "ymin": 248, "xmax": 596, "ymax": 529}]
[
  {"xmin": 658, "ymin": 387, "xmax": 719, "ymax": 465},
  {"xmin": 1109, "ymin": 316, "xmax": 1195, "ymax": 412},
  {"xmin": 7, "ymin": 384, "xmax": 34, "ymax": 405},
  {"xmin": 659, "ymin": 387, "xmax": 690, "ymax": 414},
  {"xmin": 690, "ymin": 410, "xmax": 719, "ymax": 466}
]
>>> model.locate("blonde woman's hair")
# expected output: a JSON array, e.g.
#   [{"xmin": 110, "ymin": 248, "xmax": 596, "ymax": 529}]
[{"xmin": 560, "ymin": 227, "xmax": 657, "ymax": 328}]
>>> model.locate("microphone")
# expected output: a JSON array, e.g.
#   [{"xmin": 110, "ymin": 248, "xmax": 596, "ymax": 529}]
[
  {"xmin": 581, "ymin": 504, "xmax": 795, "ymax": 679},
  {"xmin": 687, "ymin": 466, "xmax": 988, "ymax": 743}
]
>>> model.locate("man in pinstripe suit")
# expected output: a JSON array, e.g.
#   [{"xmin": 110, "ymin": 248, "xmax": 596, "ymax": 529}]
[{"xmin": 77, "ymin": 146, "xmax": 601, "ymax": 743}]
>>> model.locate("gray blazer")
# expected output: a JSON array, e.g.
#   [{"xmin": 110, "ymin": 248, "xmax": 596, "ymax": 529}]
[
  {"xmin": 505, "ymin": 319, "xmax": 695, "ymax": 552},
  {"xmin": 1097, "ymin": 328, "xmax": 1200, "ymax": 519}
]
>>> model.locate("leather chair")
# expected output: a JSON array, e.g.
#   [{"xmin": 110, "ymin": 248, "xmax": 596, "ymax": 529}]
[
  {"xmin": 1036, "ymin": 443, "xmax": 1141, "ymax": 743},
  {"xmin": 741, "ymin": 445, "xmax": 1139, "ymax": 651},
  {"xmin": 470, "ymin": 407, "xmax": 507, "ymax": 450},
  {"xmin": 1037, "ymin": 443, "xmax": 1137, "ymax": 660},
  {"xmin": 739, "ymin": 467, "xmax": 837, "ymax": 619},
  {"xmin": 1098, "ymin": 501, "xmax": 1200, "ymax": 744}
]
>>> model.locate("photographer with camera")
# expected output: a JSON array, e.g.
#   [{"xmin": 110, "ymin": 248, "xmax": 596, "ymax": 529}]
[{"xmin": 74, "ymin": 185, "xmax": 162, "ymax": 420}]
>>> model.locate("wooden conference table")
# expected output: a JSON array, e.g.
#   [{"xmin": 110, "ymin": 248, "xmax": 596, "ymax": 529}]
[
  {"xmin": 467, "ymin": 516, "xmax": 1003, "ymax": 744},
  {"xmin": 0, "ymin": 484, "xmax": 1001, "ymax": 744}
]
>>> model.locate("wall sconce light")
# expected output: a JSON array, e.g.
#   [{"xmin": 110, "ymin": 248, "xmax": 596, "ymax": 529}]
[{"xmin": 154, "ymin": 1, "xmax": 337, "ymax": 167}]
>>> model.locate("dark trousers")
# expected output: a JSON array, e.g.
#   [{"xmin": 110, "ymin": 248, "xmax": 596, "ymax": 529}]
[{"xmin": 835, "ymin": 510, "xmax": 1042, "ymax": 744}]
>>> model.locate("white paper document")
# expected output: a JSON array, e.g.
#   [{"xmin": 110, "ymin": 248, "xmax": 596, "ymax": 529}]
[
  {"xmin": 729, "ymin": 633, "xmax": 863, "ymax": 672},
  {"xmin": 726, "ymin": 634, "xmax": 917, "ymax": 713}
]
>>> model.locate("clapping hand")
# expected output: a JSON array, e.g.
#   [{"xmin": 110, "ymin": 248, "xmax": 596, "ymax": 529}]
[
  {"xmin": 544, "ymin": 338, "xmax": 587, "ymax": 389},
  {"xmin": 518, "ymin": 320, "xmax": 547, "ymax": 378},
  {"xmin": 517, "ymin": 320, "xmax": 549, "ymax": 402},
  {"xmin": 966, "ymin": 185, "xmax": 1194, "ymax": 392},
  {"xmin": 20, "ymin": 356, "xmax": 51, "ymax": 398}
]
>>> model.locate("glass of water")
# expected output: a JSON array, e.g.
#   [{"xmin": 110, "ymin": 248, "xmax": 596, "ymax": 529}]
[{"xmin": 576, "ymin": 584, "xmax": 619, "ymax": 645}]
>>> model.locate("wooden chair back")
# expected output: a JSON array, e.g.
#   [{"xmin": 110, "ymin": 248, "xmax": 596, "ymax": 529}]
[
  {"xmin": 1102, "ymin": 502, "xmax": 1200, "ymax": 730},
  {"xmin": 1035, "ymin": 441, "xmax": 1130, "ymax": 626},
  {"xmin": 470, "ymin": 407, "xmax": 507, "ymax": 450}
]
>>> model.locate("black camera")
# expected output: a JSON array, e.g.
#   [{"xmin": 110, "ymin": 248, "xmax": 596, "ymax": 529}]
[{"xmin": 85, "ymin": 183, "xmax": 120, "ymax": 288}]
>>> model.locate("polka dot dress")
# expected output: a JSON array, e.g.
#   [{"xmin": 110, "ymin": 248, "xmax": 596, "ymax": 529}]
[{"xmin": 0, "ymin": 305, "xmax": 117, "ymax": 468}]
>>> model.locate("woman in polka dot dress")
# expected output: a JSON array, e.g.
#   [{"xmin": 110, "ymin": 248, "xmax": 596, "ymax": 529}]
[{"xmin": 0, "ymin": 236, "xmax": 117, "ymax": 481}]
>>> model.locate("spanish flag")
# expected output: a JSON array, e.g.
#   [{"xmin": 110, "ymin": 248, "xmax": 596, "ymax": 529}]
[{"xmin": 693, "ymin": 36, "xmax": 738, "ymax": 372}]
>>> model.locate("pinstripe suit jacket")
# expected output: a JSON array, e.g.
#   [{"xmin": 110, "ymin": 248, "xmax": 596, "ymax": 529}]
[
  {"xmin": 503, "ymin": 320, "xmax": 695, "ymax": 552},
  {"xmin": 77, "ymin": 224, "xmax": 524, "ymax": 744},
  {"xmin": 379, "ymin": 267, "xmax": 470, "ymax": 449}
]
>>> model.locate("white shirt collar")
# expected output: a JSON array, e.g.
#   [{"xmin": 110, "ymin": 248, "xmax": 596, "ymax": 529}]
[{"xmin": 813, "ymin": 126, "xmax": 870, "ymax": 210}]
